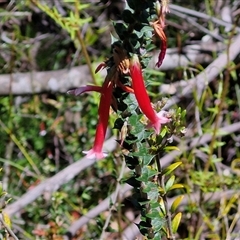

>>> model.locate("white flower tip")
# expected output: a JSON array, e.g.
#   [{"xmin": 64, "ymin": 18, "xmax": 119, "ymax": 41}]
[
  {"xmin": 82, "ymin": 150, "xmax": 108, "ymax": 160},
  {"xmin": 67, "ymin": 89, "xmax": 75, "ymax": 95},
  {"xmin": 157, "ymin": 110, "xmax": 171, "ymax": 123}
]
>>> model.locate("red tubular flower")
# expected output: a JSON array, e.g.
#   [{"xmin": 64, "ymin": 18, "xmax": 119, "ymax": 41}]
[
  {"xmin": 83, "ymin": 80, "xmax": 113, "ymax": 159},
  {"xmin": 156, "ymin": 29, "xmax": 167, "ymax": 68},
  {"xmin": 130, "ymin": 54, "xmax": 169, "ymax": 134},
  {"xmin": 152, "ymin": 21, "xmax": 167, "ymax": 68},
  {"xmin": 152, "ymin": 0, "xmax": 169, "ymax": 68},
  {"xmin": 95, "ymin": 62, "xmax": 107, "ymax": 73}
]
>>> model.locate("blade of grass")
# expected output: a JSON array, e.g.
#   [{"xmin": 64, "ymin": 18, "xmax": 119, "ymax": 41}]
[{"xmin": 0, "ymin": 120, "xmax": 41, "ymax": 176}]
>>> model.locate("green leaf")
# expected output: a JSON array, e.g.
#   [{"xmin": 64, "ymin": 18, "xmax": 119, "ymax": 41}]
[
  {"xmin": 172, "ymin": 212, "xmax": 182, "ymax": 233},
  {"xmin": 165, "ymin": 175, "xmax": 175, "ymax": 192},
  {"xmin": 164, "ymin": 146, "xmax": 180, "ymax": 152},
  {"xmin": 231, "ymin": 158, "xmax": 240, "ymax": 173},
  {"xmin": 161, "ymin": 226, "xmax": 168, "ymax": 236},
  {"xmin": 181, "ymin": 109, "xmax": 187, "ymax": 118},
  {"xmin": 0, "ymin": 158, "xmax": 31, "ymax": 173},
  {"xmin": 159, "ymin": 197, "xmax": 166, "ymax": 215},
  {"xmin": 213, "ymin": 141, "xmax": 225, "ymax": 148},
  {"xmin": 160, "ymin": 126, "xmax": 167, "ymax": 138},
  {"xmin": 168, "ymin": 184, "xmax": 185, "ymax": 191},
  {"xmin": 142, "ymin": 154, "xmax": 155, "ymax": 166},
  {"xmin": 137, "ymin": 166, "xmax": 158, "ymax": 182},
  {"xmin": 145, "ymin": 68, "xmax": 165, "ymax": 77},
  {"xmin": 151, "ymin": 216, "xmax": 164, "ymax": 232},
  {"xmin": 162, "ymin": 162, "xmax": 182, "ymax": 176},
  {"xmin": 110, "ymin": 34, "xmax": 119, "ymax": 44},
  {"xmin": 170, "ymin": 195, "xmax": 184, "ymax": 213},
  {"xmin": 128, "ymin": 115, "xmax": 143, "ymax": 134},
  {"xmin": 113, "ymin": 22, "xmax": 128, "ymax": 40},
  {"xmin": 143, "ymin": 182, "xmax": 159, "ymax": 200},
  {"xmin": 151, "ymin": 231, "xmax": 162, "ymax": 240},
  {"xmin": 77, "ymin": 3, "xmax": 91, "ymax": 10},
  {"xmin": 132, "ymin": 146, "xmax": 154, "ymax": 165},
  {"xmin": 146, "ymin": 208, "xmax": 159, "ymax": 218}
]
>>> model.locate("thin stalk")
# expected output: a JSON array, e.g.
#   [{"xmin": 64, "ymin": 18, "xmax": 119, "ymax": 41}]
[
  {"xmin": 75, "ymin": 30, "xmax": 97, "ymax": 84},
  {"xmin": 0, "ymin": 120, "xmax": 40, "ymax": 177},
  {"xmin": 204, "ymin": 32, "xmax": 233, "ymax": 172},
  {"xmin": 204, "ymin": 0, "xmax": 218, "ymax": 58},
  {"xmin": 74, "ymin": 0, "xmax": 96, "ymax": 85},
  {"xmin": 99, "ymin": 160, "xmax": 126, "ymax": 240},
  {"xmin": 156, "ymin": 153, "xmax": 175, "ymax": 240},
  {"xmin": 204, "ymin": 0, "xmax": 215, "ymax": 33},
  {"xmin": 0, "ymin": 214, "xmax": 19, "ymax": 240}
]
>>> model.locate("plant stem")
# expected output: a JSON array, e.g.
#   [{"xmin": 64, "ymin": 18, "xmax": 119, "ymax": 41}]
[
  {"xmin": 0, "ymin": 120, "xmax": 40, "ymax": 177},
  {"xmin": 0, "ymin": 214, "xmax": 19, "ymax": 240},
  {"xmin": 204, "ymin": 32, "xmax": 233, "ymax": 173},
  {"xmin": 74, "ymin": 0, "xmax": 96, "ymax": 85},
  {"xmin": 99, "ymin": 160, "xmax": 126, "ymax": 240},
  {"xmin": 156, "ymin": 153, "xmax": 175, "ymax": 239}
]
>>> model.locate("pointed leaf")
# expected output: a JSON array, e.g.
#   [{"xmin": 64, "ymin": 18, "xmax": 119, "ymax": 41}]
[
  {"xmin": 132, "ymin": 146, "xmax": 154, "ymax": 165},
  {"xmin": 164, "ymin": 146, "xmax": 180, "ymax": 152},
  {"xmin": 172, "ymin": 212, "xmax": 182, "ymax": 233},
  {"xmin": 170, "ymin": 195, "xmax": 184, "ymax": 213},
  {"xmin": 165, "ymin": 175, "xmax": 175, "ymax": 192},
  {"xmin": 160, "ymin": 126, "xmax": 167, "ymax": 138},
  {"xmin": 146, "ymin": 208, "xmax": 159, "ymax": 218},
  {"xmin": 143, "ymin": 182, "xmax": 159, "ymax": 200},
  {"xmin": 159, "ymin": 197, "xmax": 166, "ymax": 215},
  {"xmin": 162, "ymin": 162, "xmax": 182, "ymax": 176},
  {"xmin": 137, "ymin": 166, "xmax": 158, "ymax": 182},
  {"xmin": 151, "ymin": 217, "xmax": 164, "ymax": 233},
  {"xmin": 168, "ymin": 184, "xmax": 185, "ymax": 191}
]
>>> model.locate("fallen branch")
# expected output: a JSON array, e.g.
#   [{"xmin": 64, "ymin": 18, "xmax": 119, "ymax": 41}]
[
  {"xmin": 4, "ymin": 136, "xmax": 117, "ymax": 217},
  {"xmin": 0, "ymin": 42, "xmax": 224, "ymax": 95},
  {"xmin": 169, "ymin": 4, "xmax": 240, "ymax": 32}
]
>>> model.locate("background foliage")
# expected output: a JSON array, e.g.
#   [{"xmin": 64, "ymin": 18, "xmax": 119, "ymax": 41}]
[{"xmin": 0, "ymin": 0, "xmax": 240, "ymax": 239}]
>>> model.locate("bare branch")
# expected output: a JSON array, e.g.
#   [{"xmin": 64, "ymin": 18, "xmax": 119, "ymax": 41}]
[
  {"xmin": 0, "ymin": 42, "xmax": 225, "ymax": 95},
  {"xmin": 3, "ymin": 136, "xmax": 117, "ymax": 217},
  {"xmin": 169, "ymin": 4, "xmax": 240, "ymax": 32}
]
